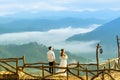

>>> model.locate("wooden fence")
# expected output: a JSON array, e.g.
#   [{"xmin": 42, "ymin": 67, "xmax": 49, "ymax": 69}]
[
  {"xmin": 0, "ymin": 56, "xmax": 25, "ymax": 79},
  {"xmin": 0, "ymin": 56, "xmax": 120, "ymax": 80}
]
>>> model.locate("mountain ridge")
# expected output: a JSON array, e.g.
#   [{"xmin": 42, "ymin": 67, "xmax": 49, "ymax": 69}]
[
  {"xmin": 0, "ymin": 18, "xmax": 106, "ymax": 34},
  {"xmin": 67, "ymin": 17, "xmax": 120, "ymax": 42}
]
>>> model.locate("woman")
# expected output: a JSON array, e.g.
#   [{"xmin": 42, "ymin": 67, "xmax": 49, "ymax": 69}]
[{"xmin": 57, "ymin": 49, "xmax": 68, "ymax": 76}]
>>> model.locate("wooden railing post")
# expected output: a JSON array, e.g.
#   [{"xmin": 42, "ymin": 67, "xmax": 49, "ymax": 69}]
[
  {"xmin": 53, "ymin": 62, "xmax": 56, "ymax": 74},
  {"xmin": 96, "ymin": 43, "xmax": 102, "ymax": 74},
  {"xmin": 23, "ymin": 55, "xmax": 25, "ymax": 65},
  {"xmin": 42, "ymin": 65, "xmax": 44, "ymax": 79},
  {"xmin": 22, "ymin": 55, "xmax": 25, "ymax": 70},
  {"xmin": 102, "ymin": 66, "xmax": 105, "ymax": 80},
  {"xmin": 114, "ymin": 60, "xmax": 116, "ymax": 69},
  {"xmin": 67, "ymin": 65, "xmax": 69, "ymax": 80},
  {"xmin": 86, "ymin": 68, "xmax": 88, "ymax": 80},
  {"xmin": 116, "ymin": 35, "xmax": 120, "ymax": 65},
  {"xmin": 108, "ymin": 59, "xmax": 111, "ymax": 73},
  {"xmin": 77, "ymin": 62, "xmax": 80, "ymax": 76},
  {"xmin": 16, "ymin": 60, "xmax": 18, "ymax": 74}
]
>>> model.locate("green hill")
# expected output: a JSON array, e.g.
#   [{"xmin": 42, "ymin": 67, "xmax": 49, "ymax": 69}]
[{"xmin": 0, "ymin": 42, "xmax": 87, "ymax": 63}]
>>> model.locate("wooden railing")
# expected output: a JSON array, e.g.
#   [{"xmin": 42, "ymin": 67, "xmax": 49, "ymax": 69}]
[
  {"xmin": 41, "ymin": 57, "xmax": 120, "ymax": 80},
  {"xmin": 0, "ymin": 56, "xmax": 120, "ymax": 80},
  {"xmin": 0, "ymin": 56, "xmax": 25, "ymax": 79}
]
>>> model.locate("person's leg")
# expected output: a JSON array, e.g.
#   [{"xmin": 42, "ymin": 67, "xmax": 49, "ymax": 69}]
[
  {"xmin": 49, "ymin": 62, "xmax": 52, "ymax": 73},
  {"xmin": 51, "ymin": 62, "xmax": 54, "ymax": 74}
]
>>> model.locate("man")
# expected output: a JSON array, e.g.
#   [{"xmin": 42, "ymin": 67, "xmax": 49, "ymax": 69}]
[{"xmin": 47, "ymin": 46, "xmax": 55, "ymax": 74}]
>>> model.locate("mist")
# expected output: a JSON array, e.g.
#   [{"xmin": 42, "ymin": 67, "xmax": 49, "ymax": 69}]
[{"xmin": 0, "ymin": 25, "xmax": 100, "ymax": 54}]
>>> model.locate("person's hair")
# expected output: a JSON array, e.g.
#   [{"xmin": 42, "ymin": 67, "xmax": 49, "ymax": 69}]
[
  {"xmin": 60, "ymin": 49, "xmax": 64, "ymax": 56},
  {"xmin": 48, "ymin": 46, "xmax": 52, "ymax": 50}
]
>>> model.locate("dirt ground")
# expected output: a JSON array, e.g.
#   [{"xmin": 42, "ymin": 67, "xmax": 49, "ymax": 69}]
[
  {"xmin": 1, "ymin": 71, "xmax": 120, "ymax": 80},
  {"xmin": 45, "ymin": 71, "xmax": 120, "ymax": 80}
]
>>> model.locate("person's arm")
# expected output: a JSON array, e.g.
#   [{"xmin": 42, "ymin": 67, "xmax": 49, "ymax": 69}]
[
  {"xmin": 63, "ymin": 53, "xmax": 68, "ymax": 59},
  {"xmin": 47, "ymin": 52, "xmax": 50, "ymax": 61}
]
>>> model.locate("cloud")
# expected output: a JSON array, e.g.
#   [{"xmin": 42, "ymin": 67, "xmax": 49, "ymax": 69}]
[
  {"xmin": 0, "ymin": 11, "xmax": 15, "ymax": 16},
  {"xmin": 0, "ymin": 0, "xmax": 120, "ymax": 16},
  {"xmin": 88, "ymin": 57, "xmax": 107, "ymax": 63},
  {"xmin": 52, "ymin": 41, "xmax": 98, "ymax": 54},
  {"xmin": 0, "ymin": 1, "xmax": 68, "ymax": 16},
  {"xmin": 72, "ymin": 8, "xmax": 98, "ymax": 12},
  {"xmin": 0, "ymin": 25, "xmax": 100, "ymax": 54},
  {"xmin": 110, "ymin": 8, "xmax": 120, "ymax": 11}
]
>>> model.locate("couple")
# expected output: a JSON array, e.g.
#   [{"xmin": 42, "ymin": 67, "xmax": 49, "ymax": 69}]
[{"xmin": 47, "ymin": 46, "xmax": 68, "ymax": 76}]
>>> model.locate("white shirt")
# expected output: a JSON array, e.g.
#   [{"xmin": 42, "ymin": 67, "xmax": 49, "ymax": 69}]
[{"xmin": 47, "ymin": 50, "xmax": 55, "ymax": 62}]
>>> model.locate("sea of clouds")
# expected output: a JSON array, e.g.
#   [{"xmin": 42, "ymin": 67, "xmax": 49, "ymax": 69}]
[{"xmin": 0, "ymin": 24, "xmax": 100, "ymax": 55}]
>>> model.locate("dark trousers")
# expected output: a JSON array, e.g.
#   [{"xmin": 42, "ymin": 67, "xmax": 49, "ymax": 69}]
[{"xmin": 49, "ymin": 61, "xmax": 54, "ymax": 74}]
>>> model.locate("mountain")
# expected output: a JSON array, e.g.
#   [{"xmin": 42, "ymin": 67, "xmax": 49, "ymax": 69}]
[
  {"xmin": 67, "ymin": 17, "xmax": 120, "ymax": 41},
  {"xmin": 0, "ymin": 18, "xmax": 106, "ymax": 34},
  {"xmin": 0, "ymin": 42, "xmax": 87, "ymax": 63},
  {"xmin": 67, "ymin": 17, "xmax": 120, "ymax": 58},
  {"xmin": 5, "ymin": 10, "xmax": 120, "ymax": 21}
]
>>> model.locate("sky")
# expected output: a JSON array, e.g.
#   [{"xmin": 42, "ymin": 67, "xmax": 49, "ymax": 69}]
[
  {"xmin": 0, "ymin": 0, "xmax": 119, "ymax": 60},
  {"xmin": 0, "ymin": 0, "xmax": 120, "ymax": 19}
]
